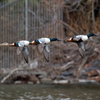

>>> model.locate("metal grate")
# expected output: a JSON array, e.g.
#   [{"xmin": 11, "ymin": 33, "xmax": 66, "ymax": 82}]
[{"xmin": 0, "ymin": 0, "xmax": 64, "ymax": 70}]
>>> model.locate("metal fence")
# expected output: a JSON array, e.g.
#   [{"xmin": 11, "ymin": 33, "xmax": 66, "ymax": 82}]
[{"xmin": 0, "ymin": 0, "xmax": 64, "ymax": 71}]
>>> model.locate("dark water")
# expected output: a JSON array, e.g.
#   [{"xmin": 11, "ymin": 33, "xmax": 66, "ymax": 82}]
[{"xmin": 0, "ymin": 84, "xmax": 100, "ymax": 100}]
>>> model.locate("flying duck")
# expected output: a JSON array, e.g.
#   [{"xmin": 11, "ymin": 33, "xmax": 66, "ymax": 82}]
[
  {"xmin": 67, "ymin": 33, "xmax": 98, "ymax": 57},
  {"xmin": 30, "ymin": 38, "xmax": 62, "ymax": 62},
  {"xmin": 9, "ymin": 40, "xmax": 33, "ymax": 63}
]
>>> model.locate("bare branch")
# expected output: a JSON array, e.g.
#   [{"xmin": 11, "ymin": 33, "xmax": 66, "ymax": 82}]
[
  {"xmin": 60, "ymin": 20, "xmax": 79, "ymax": 35},
  {"xmin": 28, "ymin": 9, "xmax": 43, "ymax": 25},
  {"xmin": 92, "ymin": 0, "xmax": 95, "ymax": 24},
  {"xmin": 0, "ymin": 0, "xmax": 20, "ymax": 9}
]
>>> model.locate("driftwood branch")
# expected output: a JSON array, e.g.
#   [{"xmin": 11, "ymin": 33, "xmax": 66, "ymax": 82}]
[
  {"xmin": 1, "ymin": 67, "xmax": 47, "ymax": 84},
  {"xmin": 60, "ymin": 20, "xmax": 79, "ymax": 35},
  {"xmin": 55, "ymin": 61, "xmax": 74, "ymax": 71},
  {"xmin": 1, "ymin": 68, "xmax": 23, "ymax": 84},
  {"xmin": 76, "ymin": 40, "xmax": 95, "ymax": 80},
  {"xmin": 76, "ymin": 57, "xmax": 88, "ymax": 81},
  {"xmin": 60, "ymin": 61, "xmax": 74, "ymax": 71}
]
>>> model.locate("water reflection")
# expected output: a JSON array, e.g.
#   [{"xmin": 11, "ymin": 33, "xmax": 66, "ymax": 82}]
[{"xmin": 0, "ymin": 84, "xmax": 100, "ymax": 100}]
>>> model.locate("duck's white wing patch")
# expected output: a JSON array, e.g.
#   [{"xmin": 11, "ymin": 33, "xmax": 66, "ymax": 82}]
[
  {"xmin": 18, "ymin": 40, "xmax": 29, "ymax": 46},
  {"xmin": 18, "ymin": 42, "xmax": 24, "ymax": 47},
  {"xmin": 73, "ymin": 37, "xmax": 81, "ymax": 41},
  {"xmin": 38, "ymin": 38, "xmax": 50, "ymax": 43},
  {"xmin": 73, "ymin": 35, "xmax": 88, "ymax": 41},
  {"xmin": 76, "ymin": 35, "xmax": 88, "ymax": 41},
  {"xmin": 44, "ymin": 38, "xmax": 50, "ymax": 43},
  {"xmin": 81, "ymin": 36, "xmax": 88, "ymax": 41},
  {"xmin": 43, "ymin": 44, "xmax": 50, "ymax": 62}
]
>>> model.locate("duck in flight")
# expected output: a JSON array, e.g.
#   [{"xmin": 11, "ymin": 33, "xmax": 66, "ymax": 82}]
[
  {"xmin": 30, "ymin": 38, "xmax": 62, "ymax": 62},
  {"xmin": 9, "ymin": 40, "xmax": 34, "ymax": 63},
  {"xmin": 67, "ymin": 33, "xmax": 98, "ymax": 57}
]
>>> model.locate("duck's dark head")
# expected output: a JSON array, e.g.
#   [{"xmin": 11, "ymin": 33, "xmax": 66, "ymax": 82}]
[
  {"xmin": 87, "ymin": 33, "xmax": 98, "ymax": 38},
  {"xmin": 50, "ymin": 38, "xmax": 62, "ymax": 42}
]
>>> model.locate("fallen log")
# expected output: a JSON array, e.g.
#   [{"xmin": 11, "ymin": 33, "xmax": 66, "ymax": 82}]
[{"xmin": 1, "ymin": 67, "xmax": 47, "ymax": 84}]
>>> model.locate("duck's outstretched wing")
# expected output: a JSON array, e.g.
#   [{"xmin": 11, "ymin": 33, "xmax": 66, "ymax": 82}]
[
  {"xmin": 16, "ymin": 47, "xmax": 23, "ymax": 55},
  {"xmin": 22, "ymin": 46, "xmax": 29, "ymax": 63},
  {"xmin": 37, "ymin": 43, "xmax": 44, "ymax": 53},
  {"xmin": 16, "ymin": 42, "xmax": 25, "ymax": 55},
  {"xmin": 77, "ymin": 42, "xmax": 86, "ymax": 58},
  {"xmin": 77, "ymin": 42, "xmax": 86, "ymax": 51},
  {"xmin": 43, "ymin": 44, "xmax": 50, "ymax": 62},
  {"xmin": 78, "ymin": 48, "xmax": 84, "ymax": 58}
]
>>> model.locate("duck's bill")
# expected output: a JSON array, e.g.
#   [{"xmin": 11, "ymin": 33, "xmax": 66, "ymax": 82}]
[
  {"xmin": 57, "ymin": 39, "xmax": 62, "ymax": 41},
  {"xmin": 94, "ymin": 34, "xmax": 99, "ymax": 36}
]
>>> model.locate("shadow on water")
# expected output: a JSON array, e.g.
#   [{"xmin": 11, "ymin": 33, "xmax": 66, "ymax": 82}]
[{"xmin": 0, "ymin": 84, "xmax": 100, "ymax": 100}]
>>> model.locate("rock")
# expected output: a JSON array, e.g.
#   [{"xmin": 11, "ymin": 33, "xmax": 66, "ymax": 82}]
[
  {"xmin": 53, "ymin": 80, "xmax": 69, "ymax": 84},
  {"xmin": 36, "ymin": 74, "xmax": 45, "ymax": 79},
  {"xmin": 40, "ymin": 78, "xmax": 52, "ymax": 84},
  {"xmin": 14, "ymin": 81, "xmax": 23, "ymax": 84},
  {"xmin": 28, "ymin": 81, "xmax": 34, "ymax": 84},
  {"xmin": 29, "ymin": 75, "xmax": 39, "ymax": 84},
  {"xmin": 85, "ymin": 70, "xmax": 99, "ymax": 77},
  {"xmin": 89, "ymin": 73, "xmax": 99, "ymax": 77},
  {"xmin": 84, "ymin": 68, "xmax": 93, "ymax": 72},
  {"xmin": 81, "ymin": 59, "xmax": 100, "ymax": 80},
  {"xmin": 89, "ymin": 75, "xmax": 100, "ymax": 82},
  {"xmin": 80, "ymin": 71, "xmax": 88, "ymax": 79},
  {"xmin": 91, "ymin": 59, "xmax": 100, "ymax": 69},
  {"xmin": 56, "ymin": 75, "xmax": 68, "ymax": 80},
  {"xmin": 60, "ymin": 71, "xmax": 73, "ymax": 76},
  {"xmin": 80, "ymin": 69, "xmax": 100, "ymax": 80},
  {"xmin": 78, "ymin": 79, "xmax": 97, "ymax": 83}
]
